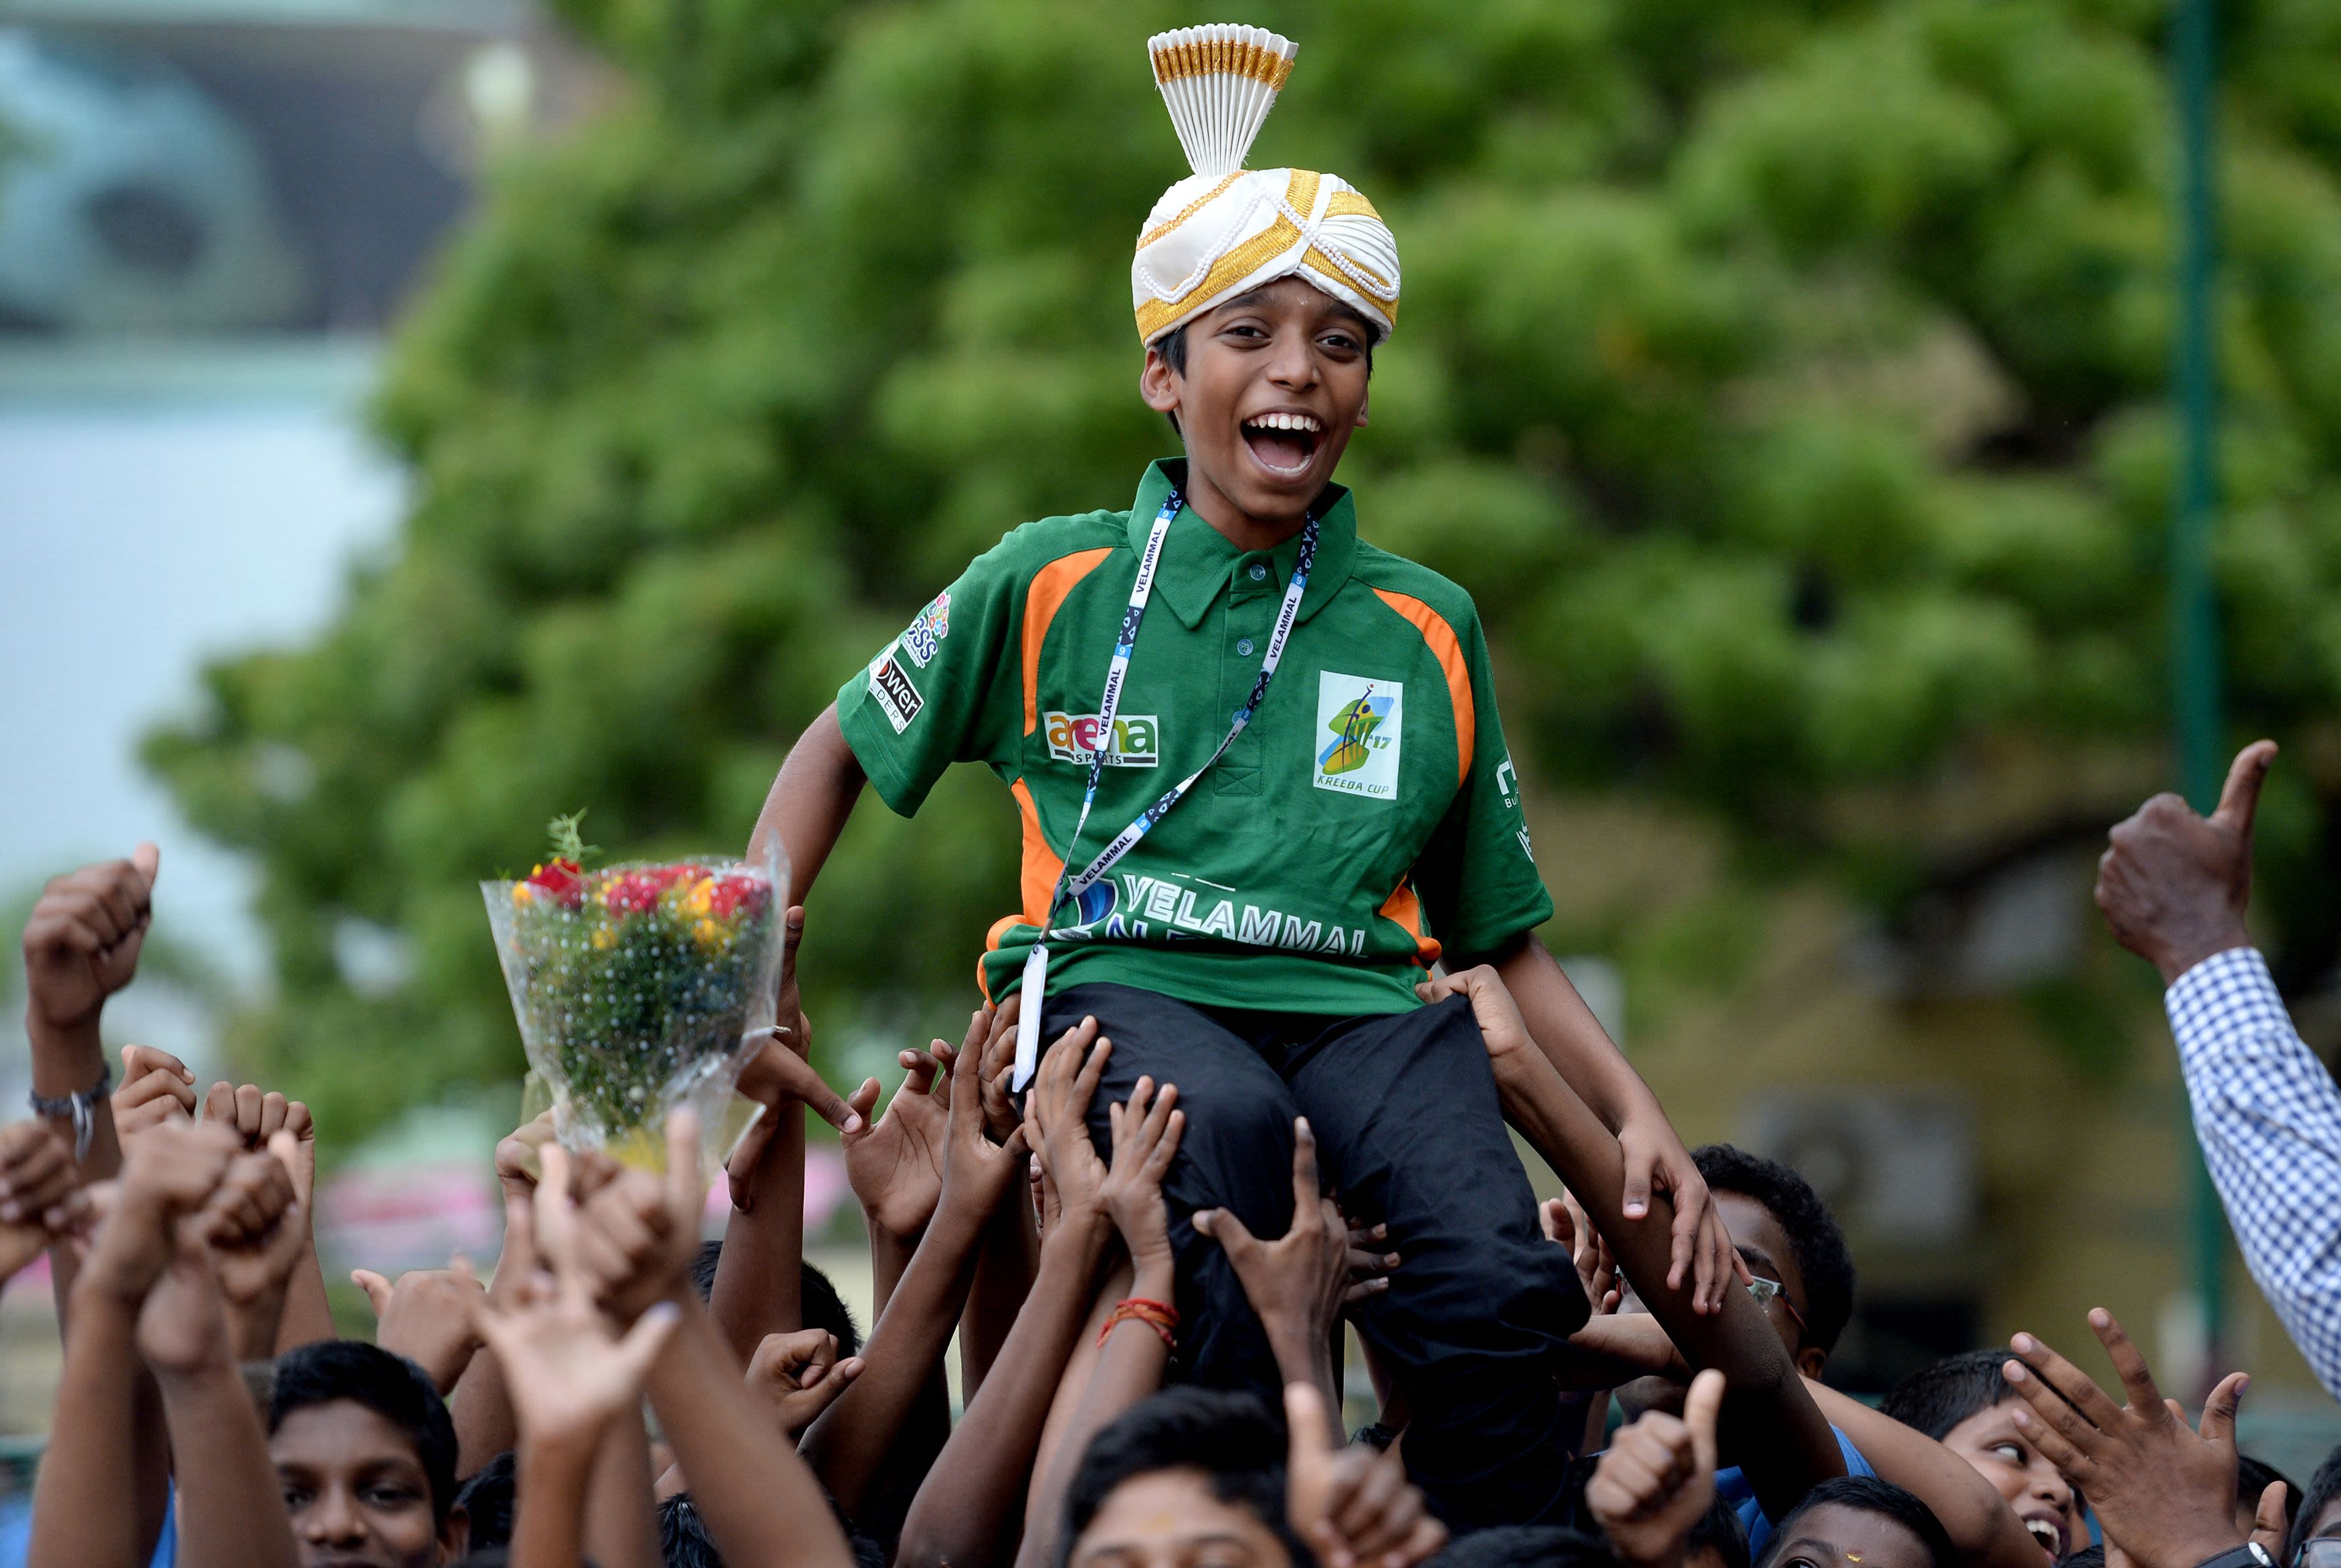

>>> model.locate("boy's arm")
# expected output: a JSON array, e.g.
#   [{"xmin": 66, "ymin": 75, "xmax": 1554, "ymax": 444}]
[
  {"xmin": 1801, "ymin": 1378, "xmax": 2042, "ymax": 1568},
  {"xmin": 1426, "ymin": 966, "xmax": 1842, "ymax": 1523},
  {"xmin": 961, "ymin": 1000, "xmax": 1042, "ymax": 1399},
  {"xmin": 1490, "ymin": 935, "xmax": 1740, "ymax": 1315},
  {"xmin": 749, "ymin": 705, "xmax": 866, "ymax": 907}
]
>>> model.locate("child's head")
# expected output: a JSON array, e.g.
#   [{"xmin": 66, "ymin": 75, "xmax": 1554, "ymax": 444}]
[
  {"xmin": 269, "ymin": 1339, "xmax": 467, "ymax": 1568},
  {"xmin": 2287, "ymin": 1444, "xmax": 2341, "ymax": 1566},
  {"xmin": 1882, "ymin": 1350, "xmax": 2085, "ymax": 1560},
  {"xmin": 1754, "ymin": 1477, "xmax": 1958, "ymax": 1568},
  {"xmin": 688, "ymin": 1242, "xmax": 862, "ymax": 1357},
  {"xmin": 1140, "ymin": 277, "xmax": 1375, "ymax": 530},
  {"xmin": 1059, "ymin": 1387, "xmax": 1305, "ymax": 1568},
  {"xmin": 2238, "ymin": 1454, "xmax": 2299, "ymax": 1549},
  {"xmin": 1429, "ymin": 1525, "xmax": 1621, "ymax": 1568}
]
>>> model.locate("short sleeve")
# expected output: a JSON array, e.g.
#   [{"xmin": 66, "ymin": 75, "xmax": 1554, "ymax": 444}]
[
  {"xmin": 1413, "ymin": 608, "xmax": 1553, "ymax": 960},
  {"xmin": 835, "ymin": 540, "xmax": 1023, "ymax": 817}
]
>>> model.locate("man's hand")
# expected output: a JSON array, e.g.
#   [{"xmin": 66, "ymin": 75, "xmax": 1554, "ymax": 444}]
[
  {"xmin": 1587, "ymin": 1369, "xmax": 1725, "ymax": 1568},
  {"xmin": 1023, "ymin": 1018, "xmax": 1112, "ymax": 1224},
  {"xmin": 2003, "ymin": 1309, "xmax": 2246, "ymax": 1568},
  {"xmin": 21, "ymin": 843, "xmax": 159, "ymax": 1038},
  {"xmin": 1195, "ymin": 1118, "xmax": 1348, "ymax": 1401},
  {"xmin": 1285, "ymin": 1382, "xmax": 1446, "ymax": 1568},
  {"xmin": 0, "ymin": 1120, "xmax": 92, "ymax": 1281},
  {"xmin": 77, "ymin": 1120, "xmax": 239, "ymax": 1305},
  {"xmin": 352, "ymin": 1261, "xmax": 490, "ymax": 1395},
  {"xmin": 112, "ymin": 1046, "xmax": 197, "ymax": 1140},
  {"xmin": 2096, "ymin": 740, "xmax": 2275, "ymax": 984},
  {"xmin": 1098, "ymin": 1076, "xmax": 1184, "ymax": 1273},
  {"xmin": 745, "ymin": 1327, "xmax": 863, "ymax": 1440}
]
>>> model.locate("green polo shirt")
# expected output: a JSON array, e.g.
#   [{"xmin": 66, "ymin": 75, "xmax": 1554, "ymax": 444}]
[{"xmin": 835, "ymin": 459, "xmax": 1553, "ymax": 1016}]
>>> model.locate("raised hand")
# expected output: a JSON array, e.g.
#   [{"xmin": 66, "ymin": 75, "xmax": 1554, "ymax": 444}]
[
  {"xmin": 1285, "ymin": 1382, "xmax": 1446, "ymax": 1568},
  {"xmin": 78, "ymin": 1120, "xmax": 239, "ymax": 1305},
  {"xmin": 203, "ymin": 1135, "xmax": 311, "ymax": 1359},
  {"xmin": 352, "ymin": 1259, "xmax": 490, "ymax": 1394},
  {"xmin": 572, "ymin": 1111, "xmax": 709, "ymax": 1323},
  {"xmin": 1587, "ymin": 1369, "xmax": 1726, "ymax": 1568},
  {"xmin": 0, "ymin": 1119, "xmax": 91, "ymax": 1280},
  {"xmin": 2003, "ymin": 1309, "xmax": 2247, "ymax": 1568},
  {"xmin": 1193, "ymin": 1117, "xmax": 1348, "ymax": 1406},
  {"xmin": 1023, "ymin": 1018, "xmax": 1111, "ymax": 1222},
  {"xmin": 1098, "ymin": 1076, "xmax": 1184, "ymax": 1272},
  {"xmin": 979, "ymin": 995, "xmax": 1023, "ymax": 1143},
  {"xmin": 1545, "ymin": 1190, "xmax": 1619, "ymax": 1313},
  {"xmin": 841, "ymin": 1039, "xmax": 952, "ymax": 1240},
  {"xmin": 21, "ymin": 843, "xmax": 159, "ymax": 1037},
  {"xmin": 112, "ymin": 1046, "xmax": 197, "ymax": 1140},
  {"xmin": 1342, "ymin": 1207, "xmax": 1397, "ymax": 1307},
  {"xmin": 2096, "ymin": 740, "xmax": 2277, "ymax": 982},
  {"xmin": 746, "ymin": 1327, "xmax": 863, "ymax": 1440},
  {"xmin": 723, "ymin": 1026, "xmax": 866, "ymax": 1207},
  {"xmin": 938, "ymin": 1006, "xmax": 1035, "ymax": 1220}
]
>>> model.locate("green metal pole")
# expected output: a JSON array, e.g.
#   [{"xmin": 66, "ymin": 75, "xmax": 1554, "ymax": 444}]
[{"xmin": 2170, "ymin": 0, "xmax": 2227, "ymax": 1377}]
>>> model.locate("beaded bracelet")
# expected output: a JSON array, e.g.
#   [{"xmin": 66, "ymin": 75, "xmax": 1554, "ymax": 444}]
[{"xmin": 1100, "ymin": 1296, "xmax": 1179, "ymax": 1351}]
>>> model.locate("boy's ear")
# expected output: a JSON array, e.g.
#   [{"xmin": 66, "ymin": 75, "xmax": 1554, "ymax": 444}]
[
  {"xmin": 1140, "ymin": 346, "xmax": 1183, "ymax": 417},
  {"xmin": 1795, "ymin": 1345, "xmax": 1828, "ymax": 1381},
  {"xmin": 438, "ymin": 1502, "xmax": 470, "ymax": 1563}
]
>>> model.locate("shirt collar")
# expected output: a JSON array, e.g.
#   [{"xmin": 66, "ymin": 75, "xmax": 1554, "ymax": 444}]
[{"xmin": 1129, "ymin": 459, "xmax": 1358, "ymax": 629}]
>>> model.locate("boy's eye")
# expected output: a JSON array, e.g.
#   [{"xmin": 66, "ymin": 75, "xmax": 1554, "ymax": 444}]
[
  {"xmin": 1991, "ymin": 1443, "xmax": 2025, "ymax": 1463},
  {"xmin": 365, "ymin": 1484, "xmax": 419, "ymax": 1508},
  {"xmin": 282, "ymin": 1486, "xmax": 312, "ymax": 1508}
]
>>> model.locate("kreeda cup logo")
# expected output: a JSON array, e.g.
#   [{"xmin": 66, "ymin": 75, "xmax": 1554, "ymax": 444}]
[{"xmin": 1313, "ymin": 672, "xmax": 1401, "ymax": 798}]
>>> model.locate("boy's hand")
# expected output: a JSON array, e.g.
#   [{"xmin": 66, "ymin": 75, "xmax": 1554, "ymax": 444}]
[
  {"xmin": 1342, "ymin": 1207, "xmax": 1397, "ymax": 1307},
  {"xmin": 841, "ymin": 1036, "xmax": 953, "ymax": 1240},
  {"xmin": 1195, "ymin": 1119, "xmax": 1347, "ymax": 1382},
  {"xmin": 496, "ymin": 1110, "xmax": 558, "ymax": 1204},
  {"xmin": 746, "ymin": 1327, "xmax": 863, "ymax": 1440},
  {"xmin": 1023, "ymin": 1019, "xmax": 1112, "ymax": 1224},
  {"xmin": 78, "ymin": 1120, "xmax": 239, "ymax": 1305},
  {"xmin": 2003, "ymin": 1309, "xmax": 2246, "ymax": 1568},
  {"xmin": 724, "ymin": 1029, "xmax": 866, "ymax": 1208},
  {"xmin": 937, "ymin": 1008, "xmax": 1034, "ymax": 1222},
  {"xmin": 0, "ymin": 1120, "xmax": 92, "ymax": 1280},
  {"xmin": 1098, "ymin": 1076, "xmax": 1184, "ymax": 1273},
  {"xmin": 135, "ymin": 1220, "xmax": 237, "ymax": 1377},
  {"xmin": 21, "ymin": 843, "xmax": 159, "ymax": 1038},
  {"xmin": 2095, "ymin": 740, "xmax": 2275, "ymax": 982},
  {"xmin": 979, "ymin": 996, "xmax": 1023, "ymax": 1143},
  {"xmin": 1286, "ymin": 1382, "xmax": 1446, "ymax": 1568},
  {"xmin": 203, "ymin": 1136, "xmax": 310, "ymax": 1357},
  {"xmin": 201, "ymin": 1081, "xmax": 302, "ymax": 1147},
  {"xmin": 1587, "ymin": 1369, "xmax": 1724, "ymax": 1568},
  {"xmin": 112, "ymin": 1046, "xmax": 197, "ymax": 1139},
  {"xmin": 572, "ymin": 1112, "xmax": 708, "ymax": 1322},
  {"xmin": 352, "ymin": 1260, "xmax": 489, "ymax": 1395},
  {"xmin": 1545, "ymin": 1192, "xmax": 1620, "ymax": 1313}
]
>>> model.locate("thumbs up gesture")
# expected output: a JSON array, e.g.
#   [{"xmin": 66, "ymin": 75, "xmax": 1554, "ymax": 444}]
[
  {"xmin": 1586, "ymin": 1368, "xmax": 1725, "ymax": 1568},
  {"xmin": 1284, "ymin": 1383, "xmax": 1446, "ymax": 1568},
  {"xmin": 2096, "ymin": 740, "xmax": 2275, "ymax": 983}
]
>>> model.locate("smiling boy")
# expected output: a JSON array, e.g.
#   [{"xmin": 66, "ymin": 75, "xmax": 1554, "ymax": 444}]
[{"xmin": 748, "ymin": 24, "xmax": 1728, "ymax": 1527}]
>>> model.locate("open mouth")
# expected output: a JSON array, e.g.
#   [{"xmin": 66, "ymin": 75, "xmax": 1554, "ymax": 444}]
[
  {"xmin": 2022, "ymin": 1517, "xmax": 2065, "ymax": 1558},
  {"xmin": 1240, "ymin": 409, "xmax": 1322, "ymax": 476}
]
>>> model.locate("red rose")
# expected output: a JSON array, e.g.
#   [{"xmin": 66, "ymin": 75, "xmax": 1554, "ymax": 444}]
[
  {"xmin": 601, "ymin": 873, "xmax": 666, "ymax": 914},
  {"xmin": 525, "ymin": 858, "xmax": 585, "ymax": 908},
  {"xmin": 708, "ymin": 875, "xmax": 770, "ymax": 921}
]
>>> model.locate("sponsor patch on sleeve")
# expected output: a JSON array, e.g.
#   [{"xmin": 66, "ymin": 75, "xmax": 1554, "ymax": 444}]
[
  {"xmin": 900, "ymin": 591, "xmax": 951, "ymax": 667},
  {"xmin": 868, "ymin": 648, "xmax": 924, "ymax": 734}
]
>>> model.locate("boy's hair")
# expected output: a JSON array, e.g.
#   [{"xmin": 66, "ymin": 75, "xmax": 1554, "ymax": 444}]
[
  {"xmin": 1689, "ymin": 1494, "xmax": 1753, "ymax": 1568},
  {"xmin": 663, "ymin": 1489, "xmax": 883, "ymax": 1568},
  {"xmin": 2285, "ymin": 1442, "xmax": 2341, "ymax": 1564},
  {"xmin": 1756, "ymin": 1477, "xmax": 1956, "ymax": 1568},
  {"xmin": 689, "ymin": 1242, "xmax": 863, "ymax": 1357},
  {"xmin": 452, "ymin": 1450, "xmax": 516, "ymax": 1547},
  {"xmin": 1059, "ymin": 1388, "xmax": 1306, "ymax": 1568},
  {"xmin": 1692, "ymin": 1144, "xmax": 1856, "ymax": 1355},
  {"xmin": 270, "ymin": 1339, "xmax": 460, "ymax": 1526},
  {"xmin": 2240, "ymin": 1454, "xmax": 2300, "ymax": 1530},
  {"xmin": 1881, "ymin": 1349, "xmax": 2020, "ymax": 1438},
  {"xmin": 1431, "ymin": 1526, "xmax": 1619, "ymax": 1568},
  {"xmin": 2057, "ymin": 1547, "xmax": 2104, "ymax": 1568}
]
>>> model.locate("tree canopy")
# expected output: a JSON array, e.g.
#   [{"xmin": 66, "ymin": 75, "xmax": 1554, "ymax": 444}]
[{"xmin": 148, "ymin": 0, "xmax": 2341, "ymax": 1139}]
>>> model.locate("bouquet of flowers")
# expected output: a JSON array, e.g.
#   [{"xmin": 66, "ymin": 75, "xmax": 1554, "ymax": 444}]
[{"xmin": 484, "ymin": 814, "xmax": 788, "ymax": 1170}]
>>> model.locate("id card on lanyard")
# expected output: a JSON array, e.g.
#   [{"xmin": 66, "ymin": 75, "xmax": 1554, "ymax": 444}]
[{"xmin": 1011, "ymin": 489, "xmax": 1320, "ymax": 1089}]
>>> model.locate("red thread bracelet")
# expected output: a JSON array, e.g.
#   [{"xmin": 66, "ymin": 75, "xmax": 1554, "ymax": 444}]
[{"xmin": 1100, "ymin": 1296, "xmax": 1179, "ymax": 1351}]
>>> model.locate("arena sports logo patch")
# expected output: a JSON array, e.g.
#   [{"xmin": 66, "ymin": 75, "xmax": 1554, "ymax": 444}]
[
  {"xmin": 1045, "ymin": 710, "xmax": 1160, "ymax": 768},
  {"xmin": 900, "ymin": 591, "xmax": 951, "ymax": 668},
  {"xmin": 868, "ymin": 649, "xmax": 924, "ymax": 734},
  {"xmin": 1313, "ymin": 672, "xmax": 1401, "ymax": 798}
]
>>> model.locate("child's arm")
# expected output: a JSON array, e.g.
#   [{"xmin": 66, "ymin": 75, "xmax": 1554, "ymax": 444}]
[
  {"xmin": 1801, "ymin": 1377, "xmax": 2043, "ymax": 1568},
  {"xmin": 1425, "ymin": 965, "xmax": 1843, "ymax": 1523},
  {"xmin": 199, "ymin": 1131, "xmax": 311, "ymax": 1361},
  {"xmin": 894, "ymin": 1028, "xmax": 1117, "ymax": 1568},
  {"xmin": 797, "ymin": 1020, "xmax": 1045, "ymax": 1517},
  {"xmin": 1015, "ymin": 1076, "xmax": 1185, "ymax": 1568},
  {"xmin": 1489, "ymin": 936, "xmax": 1740, "ymax": 1315},
  {"xmin": 960, "ymin": 999, "xmax": 1042, "ymax": 1399},
  {"xmin": 748, "ymin": 705, "xmax": 868, "ymax": 907}
]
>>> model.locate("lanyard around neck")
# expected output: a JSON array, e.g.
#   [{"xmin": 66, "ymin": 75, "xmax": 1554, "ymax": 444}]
[{"xmin": 1011, "ymin": 487, "xmax": 1320, "ymax": 1088}]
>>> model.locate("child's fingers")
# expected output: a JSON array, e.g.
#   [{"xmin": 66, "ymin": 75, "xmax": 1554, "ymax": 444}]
[
  {"xmin": 352, "ymin": 1268, "xmax": 394, "ymax": 1317},
  {"xmin": 2085, "ymin": 1309, "xmax": 2168, "ymax": 1422},
  {"xmin": 662, "ymin": 1108, "xmax": 702, "ymax": 1234},
  {"xmin": 1069, "ymin": 1033, "xmax": 1113, "ymax": 1115},
  {"xmin": 902, "ymin": 1048, "xmax": 942, "ymax": 1097},
  {"xmin": 532, "ymin": 1145, "xmax": 579, "ymax": 1272},
  {"xmin": 1289, "ymin": 1118, "xmax": 1323, "ymax": 1218},
  {"xmin": 1333, "ymin": 1448, "xmax": 1408, "ymax": 1548},
  {"xmin": 1143, "ymin": 1106, "xmax": 1185, "ymax": 1181},
  {"xmin": 201, "ymin": 1082, "xmax": 236, "ymax": 1125},
  {"xmin": 258, "ymin": 1092, "xmax": 290, "ymax": 1141},
  {"xmin": 1682, "ymin": 1368, "xmax": 1726, "ymax": 1475},
  {"xmin": 2254, "ymin": 1482, "xmax": 2292, "ymax": 1557},
  {"xmin": 235, "ymin": 1083, "xmax": 264, "ymax": 1142}
]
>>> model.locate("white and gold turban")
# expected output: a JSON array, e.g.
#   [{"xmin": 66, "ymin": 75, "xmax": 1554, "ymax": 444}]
[{"xmin": 1131, "ymin": 25, "xmax": 1401, "ymax": 346}]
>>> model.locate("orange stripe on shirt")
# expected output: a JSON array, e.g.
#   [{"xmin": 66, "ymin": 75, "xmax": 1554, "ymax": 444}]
[
  {"xmin": 980, "ymin": 776, "xmax": 1067, "ymax": 1002},
  {"xmin": 1377, "ymin": 879, "xmax": 1441, "ymax": 969},
  {"xmin": 1023, "ymin": 548, "xmax": 1115, "ymax": 736},
  {"xmin": 1370, "ymin": 588, "xmax": 1473, "ymax": 785}
]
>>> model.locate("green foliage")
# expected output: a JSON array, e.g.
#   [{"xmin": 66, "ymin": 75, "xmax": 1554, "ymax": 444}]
[{"xmin": 146, "ymin": 0, "xmax": 2341, "ymax": 1140}]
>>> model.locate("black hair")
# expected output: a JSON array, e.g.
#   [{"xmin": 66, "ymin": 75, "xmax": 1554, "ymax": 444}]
[
  {"xmin": 1692, "ymin": 1144, "xmax": 1856, "ymax": 1355},
  {"xmin": 453, "ymin": 1450, "xmax": 516, "ymax": 1547},
  {"xmin": 2285, "ymin": 1442, "xmax": 2341, "ymax": 1564},
  {"xmin": 2056, "ymin": 1547, "xmax": 2103, "ymax": 1568},
  {"xmin": 688, "ymin": 1242, "xmax": 862, "ymax": 1358},
  {"xmin": 451, "ymin": 1551, "xmax": 510, "ymax": 1568},
  {"xmin": 1690, "ymin": 1494, "xmax": 1753, "ymax": 1568},
  {"xmin": 270, "ymin": 1339, "xmax": 460, "ymax": 1527},
  {"xmin": 1431, "ymin": 1526, "xmax": 1619, "ymax": 1568},
  {"xmin": 1756, "ymin": 1477, "xmax": 1956, "ymax": 1568},
  {"xmin": 1059, "ymin": 1388, "xmax": 1306, "ymax": 1568},
  {"xmin": 2241, "ymin": 1454, "xmax": 2300, "ymax": 1532},
  {"xmin": 1882, "ymin": 1349, "xmax": 2021, "ymax": 1439},
  {"xmin": 662, "ymin": 1490, "xmax": 882, "ymax": 1568}
]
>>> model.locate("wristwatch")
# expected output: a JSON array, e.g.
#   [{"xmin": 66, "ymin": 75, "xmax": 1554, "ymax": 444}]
[
  {"xmin": 28, "ymin": 1060, "xmax": 112, "ymax": 1163},
  {"xmin": 2192, "ymin": 1543, "xmax": 2275, "ymax": 1568}
]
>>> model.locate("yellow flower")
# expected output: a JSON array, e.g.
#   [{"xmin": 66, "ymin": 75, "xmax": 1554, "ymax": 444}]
[
  {"xmin": 512, "ymin": 883, "xmax": 536, "ymax": 907},
  {"xmin": 679, "ymin": 877, "xmax": 716, "ymax": 919},
  {"xmin": 692, "ymin": 917, "xmax": 725, "ymax": 950},
  {"xmin": 592, "ymin": 925, "xmax": 617, "ymax": 950}
]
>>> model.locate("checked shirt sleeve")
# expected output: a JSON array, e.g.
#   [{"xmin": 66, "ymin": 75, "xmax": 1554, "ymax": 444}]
[{"xmin": 2167, "ymin": 945, "xmax": 2341, "ymax": 1399}]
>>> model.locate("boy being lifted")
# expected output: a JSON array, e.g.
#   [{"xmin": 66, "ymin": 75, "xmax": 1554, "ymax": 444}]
[{"xmin": 751, "ymin": 23, "xmax": 1733, "ymax": 1526}]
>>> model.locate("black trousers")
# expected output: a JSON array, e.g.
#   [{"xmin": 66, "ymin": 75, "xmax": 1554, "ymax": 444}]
[{"xmin": 1038, "ymin": 982, "xmax": 1590, "ymax": 1529}]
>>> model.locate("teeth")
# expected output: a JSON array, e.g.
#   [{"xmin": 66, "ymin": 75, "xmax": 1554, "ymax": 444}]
[
  {"xmin": 2025, "ymin": 1523, "xmax": 2058, "ymax": 1553},
  {"xmin": 1246, "ymin": 411, "xmax": 1320, "ymax": 433}
]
